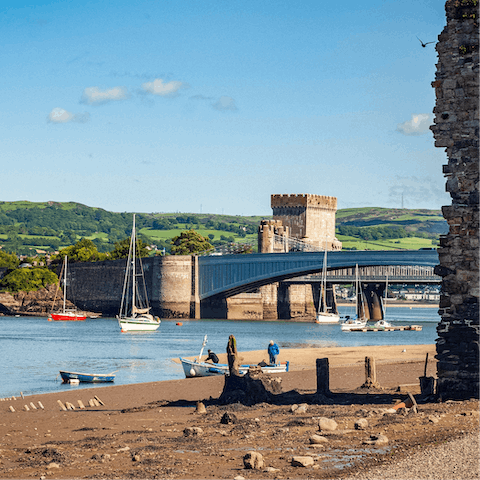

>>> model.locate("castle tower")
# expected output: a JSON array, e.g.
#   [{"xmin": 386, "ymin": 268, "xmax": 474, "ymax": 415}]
[{"xmin": 270, "ymin": 194, "xmax": 341, "ymax": 250}]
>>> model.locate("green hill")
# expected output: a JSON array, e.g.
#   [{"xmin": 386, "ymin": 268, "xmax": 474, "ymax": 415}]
[{"xmin": 0, "ymin": 201, "xmax": 447, "ymax": 255}]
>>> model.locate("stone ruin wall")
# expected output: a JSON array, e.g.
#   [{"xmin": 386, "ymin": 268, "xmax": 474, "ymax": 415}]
[{"xmin": 431, "ymin": 0, "xmax": 479, "ymax": 400}]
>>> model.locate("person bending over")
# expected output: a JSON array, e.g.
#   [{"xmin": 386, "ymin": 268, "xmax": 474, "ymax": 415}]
[{"xmin": 205, "ymin": 349, "xmax": 219, "ymax": 364}]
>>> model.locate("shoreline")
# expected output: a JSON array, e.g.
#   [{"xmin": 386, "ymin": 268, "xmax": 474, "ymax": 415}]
[
  {"xmin": 2, "ymin": 343, "xmax": 478, "ymax": 480},
  {"xmin": 0, "ymin": 301, "xmax": 438, "ymax": 319},
  {"xmin": 3, "ymin": 344, "xmax": 437, "ymax": 401}
]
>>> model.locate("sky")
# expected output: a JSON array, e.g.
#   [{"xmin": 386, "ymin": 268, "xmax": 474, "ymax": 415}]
[{"xmin": 1, "ymin": 0, "xmax": 449, "ymax": 216}]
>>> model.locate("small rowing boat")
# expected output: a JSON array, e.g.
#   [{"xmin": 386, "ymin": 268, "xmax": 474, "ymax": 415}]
[{"xmin": 59, "ymin": 370, "xmax": 116, "ymax": 383}]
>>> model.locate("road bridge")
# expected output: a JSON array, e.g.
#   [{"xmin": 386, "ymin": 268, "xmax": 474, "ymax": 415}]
[{"xmin": 197, "ymin": 249, "xmax": 439, "ymax": 300}]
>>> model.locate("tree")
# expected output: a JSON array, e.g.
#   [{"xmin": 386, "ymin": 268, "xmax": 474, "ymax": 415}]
[
  {"xmin": 0, "ymin": 250, "xmax": 20, "ymax": 268},
  {"xmin": 109, "ymin": 237, "xmax": 150, "ymax": 259},
  {"xmin": 0, "ymin": 267, "xmax": 58, "ymax": 293},
  {"xmin": 52, "ymin": 238, "xmax": 107, "ymax": 264},
  {"xmin": 170, "ymin": 230, "xmax": 213, "ymax": 255}
]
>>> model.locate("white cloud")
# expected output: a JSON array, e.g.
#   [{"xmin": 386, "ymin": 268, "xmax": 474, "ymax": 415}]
[
  {"xmin": 212, "ymin": 96, "xmax": 238, "ymax": 111},
  {"xmin": 396, "ymin": 113, "xmax": 432, "ymax": 136},
  {"xmin": 47, "ymin": 108, "xmax": 90, "ymax": 123},
  {"xmin": 80, "ymin": 86, "xmax": 129, "ymax": 105},
  {"xmin": 141, "ymin": 79, "xmax": 185, "ymax": 96}
]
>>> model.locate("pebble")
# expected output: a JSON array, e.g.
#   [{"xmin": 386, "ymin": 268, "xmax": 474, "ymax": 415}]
[
  {"xmin": 291, "ymin": 456, "xmax": 314, "ymax": 467},
  {"xmin": 318, "ymin": 417, "xmax": 338, "ymax": 431}
]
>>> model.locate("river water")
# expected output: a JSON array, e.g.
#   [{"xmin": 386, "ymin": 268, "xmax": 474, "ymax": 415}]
[{"xmin": 0, "ymin": 306, "xmax": 439, "ymax": 398}]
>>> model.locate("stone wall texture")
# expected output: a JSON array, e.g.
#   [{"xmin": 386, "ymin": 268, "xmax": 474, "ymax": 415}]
[{"xmin": 430, "ymin": 0, "xmax": 479, "ymax": 400}]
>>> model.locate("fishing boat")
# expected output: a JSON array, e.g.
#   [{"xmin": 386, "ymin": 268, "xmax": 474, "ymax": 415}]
[
  {"xmin": 59, "ymin": 370, "xmax": 116, "ymax": 383},
  {"xmin": 179, "ymin": 335, "xmax": 289, "ymax": 378},
  {"xmin": 117, "ymin": 214, "xmax": 161, "ymax": 332},
  {"xmin": 315, "ymin": 244, "xmax": 340, "ymax": 323},
  {"xmin": 340, "ymin": 264, "xmax": 368, "ymax": 331},
  {"xmin": 49, "ymin": 255, "xmax": 86, "ymax": 321}
]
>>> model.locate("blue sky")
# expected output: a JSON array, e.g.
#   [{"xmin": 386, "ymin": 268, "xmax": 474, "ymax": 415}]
[{"xmin": 2, "ymin": 0, "xmax": 448, "ymax": 216}]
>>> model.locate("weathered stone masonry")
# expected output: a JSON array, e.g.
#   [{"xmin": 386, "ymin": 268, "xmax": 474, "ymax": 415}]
[{"xmin": 431, "ymin": 0, "xmax": 479, "ymax": 399}]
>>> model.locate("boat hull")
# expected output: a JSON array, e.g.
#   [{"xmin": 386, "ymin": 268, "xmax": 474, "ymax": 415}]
[
  {"xmin": 118, "ymin": 316, "xmax": 161, "ymax": 332},
  {"xmin": 180, "ymin": 358, "xmax": 289, "ymax": 378},
  {"xmin": 50, "ymin": 312, "xmax": 86, "ymax": 321},
  {"xmin": 340, "ymin": 318, "xmax": 368, "ymax": 331},
  {"xmin": 59, "ymin": 370, "xmax": 115, "ymax": 383},
  {"xmin": 315, "ymin": 313, "xmax": 340, "ymax": 324}
]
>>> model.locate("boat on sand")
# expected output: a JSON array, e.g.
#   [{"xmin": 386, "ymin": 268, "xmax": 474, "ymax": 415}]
[
  {"xmin": 59, "ymin": 370, "xmax": 116, "ymax": 383},
  {"xmin": 179, "ymin": 335, "xmax": 289, "ymax": 378}
]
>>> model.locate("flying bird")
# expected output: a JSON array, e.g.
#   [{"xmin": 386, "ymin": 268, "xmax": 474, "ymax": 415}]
[{"xmin": 416, "ymin": 36, "xmax": 435, "ymax": 48}]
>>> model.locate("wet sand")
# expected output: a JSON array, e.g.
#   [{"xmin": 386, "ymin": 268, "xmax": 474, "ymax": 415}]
[{"xmin": 4, "ymin": 343, "xmax": 478, "ymax": 480}]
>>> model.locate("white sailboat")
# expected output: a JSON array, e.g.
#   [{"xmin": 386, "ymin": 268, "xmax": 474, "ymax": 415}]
[
  {"xmin": 117, "ymin": 214, "xmax": 161, "ymax": 332},
  {"xmin": 340, "ymin": 264, "xmax": 368, "ymax": 331},
  {"xmin": 315, "ymin": 245, "xmax": 340, "ymax": 323}
]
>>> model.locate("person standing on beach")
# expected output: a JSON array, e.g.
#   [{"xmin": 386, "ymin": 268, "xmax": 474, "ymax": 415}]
[{"xmin": 268, "ymin": 340, "xmax": 279, "ymax": 365}]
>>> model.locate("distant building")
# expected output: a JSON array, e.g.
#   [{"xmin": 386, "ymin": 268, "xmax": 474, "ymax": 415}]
[{"xmin": 258, "ymin": 194, "xmax": 342, "ymax": 253}]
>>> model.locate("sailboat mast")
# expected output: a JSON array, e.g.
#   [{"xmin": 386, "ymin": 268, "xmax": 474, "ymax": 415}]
[
  {"xmin": 132, "ymin": 214, "xmax": 136, "ymax": 314},
  {"xmin": 355, "ymin": 264, "xmax": 358, "ymax": 318},
  {"xmin": 63, "ymin": 255, "xmax": 67, "ymax": 314}
]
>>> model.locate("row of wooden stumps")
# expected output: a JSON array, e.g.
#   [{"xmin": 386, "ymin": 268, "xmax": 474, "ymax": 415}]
[
  {"xmin": 9, "ymin": 401, "xmax": 44, "ymax": 413},
  {"xmin": 315, "ymin": 353, "xmax": 436, "ymax": 396},
  {"xmin": 57, "ymin": 396, "xmax": 105, "ymax": 411},
  {"xmin": 8, "ymin": 395, "xmax": 105, "ymax": 412}
]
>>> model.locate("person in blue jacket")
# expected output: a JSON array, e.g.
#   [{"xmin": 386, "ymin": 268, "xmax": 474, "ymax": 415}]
[{"xmin": 268, "ymin": 340, "xmax": 280, "ymax": 365}]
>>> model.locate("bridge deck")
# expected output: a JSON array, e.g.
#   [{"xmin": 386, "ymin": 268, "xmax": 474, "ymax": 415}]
[{"xmin": 198, "ymin": 250, "xmax": 439, "ymax": 300}]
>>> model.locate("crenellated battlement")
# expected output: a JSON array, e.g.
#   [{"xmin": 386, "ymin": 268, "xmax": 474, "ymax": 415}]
[{"xmin": 271, "ymin": 194, "xmax": 337, "ymax": 210}]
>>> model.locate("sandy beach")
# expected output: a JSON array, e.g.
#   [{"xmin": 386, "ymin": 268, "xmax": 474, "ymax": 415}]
[{"xmin": 1, "ymin": 343, "xmax": 478, "ymax": 479}]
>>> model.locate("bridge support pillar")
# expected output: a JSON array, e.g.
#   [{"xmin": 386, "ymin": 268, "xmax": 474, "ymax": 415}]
[
  {"xmin": 153, "ymin": 255, "xmax": 199, "ymax": 319},
  {"xmin": 361, "ymin": 283, "xmax": 386, "ymax": 321},
  {"xmin": 259, "ymin": 283, "xmax": 279, "ymax": 319},
  {"xmin": 278, "ymin": 283, "xmax": 316, "ymax": 320}
]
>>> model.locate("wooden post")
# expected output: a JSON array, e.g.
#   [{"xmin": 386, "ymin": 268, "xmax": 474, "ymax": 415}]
[
  {"xmin": 316, "ymin": 358, "xmax": 330, "ymax": 395},
  {"xmin": 227, "ymin": 335, "xmax": 240, "ymax": 376},
  {"xmin": 9, "ymin": 406, "xmax": 15, "ymax": 412},
  {"xmin": 57, "ymin": 400, "xmax": 67, "ymax": 411},
  {"xmin": 77, "ymin": 400, "xmax": 85, "ymax": 409},
  {"xmin": 94, "ymin": 395, "xmax": 105, "ymax": 406},
  {"xmin": 38, "ymin": 401, "xmax": 44, "ymax": 410},
  {"xmin": 362, "ymin": 356, "xmax": 380, "ymax": 388}
]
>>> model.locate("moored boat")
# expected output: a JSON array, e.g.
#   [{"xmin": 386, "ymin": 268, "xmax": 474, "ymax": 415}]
[
  {"xmin": 49, "ymin": 255, "xmax": 86, "ymax": 322},
  {"xmin": 340, "ymin": 316, "xmax": 368, "ymax": 331},
  {"xmin": 315, "ymin": 244, "xmax": 340, "ymax": 323},
  {"xmin": 59, "ymin": 370, "xmax": 116, "ymax": 383},
  {"xmin": 340, "ymin": 264, "xmax": 367, "ymax": 331},
  {"xmin": 117, "ymin": 214, "xmax": 161, "ymax": 332}
]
